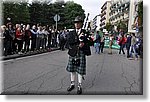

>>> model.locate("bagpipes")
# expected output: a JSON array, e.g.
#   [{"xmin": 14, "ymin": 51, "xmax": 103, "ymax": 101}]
[
  {"xmin": 78, "ymin": 30, "xmax": 93, "ymax": 56},
  {"xmin": 79, "ymin": 30, "xmax": 94, "ymax": 47},
  {"xmin": 81, "ymin": 13, "xmax": 94, "ymax": 46}
]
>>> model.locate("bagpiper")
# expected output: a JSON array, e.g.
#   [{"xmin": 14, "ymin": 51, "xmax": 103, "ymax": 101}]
[{"xmin": 66, "ymin": 16, "xmax": 92, "ymax": 94}]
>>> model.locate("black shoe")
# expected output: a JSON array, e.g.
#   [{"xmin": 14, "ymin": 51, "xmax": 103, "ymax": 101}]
[
  {"xmin": 67, "ymin": 85, "xmax": 75, "ymax": 92},
  {"xmin": 77, "ymin": 86, "xmax": 82, "ymax": 95}
]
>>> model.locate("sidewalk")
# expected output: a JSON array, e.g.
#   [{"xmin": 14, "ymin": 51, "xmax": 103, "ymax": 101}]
[{"xmin": 2, "ymin": 48, "xmax": 60, "ymax": 60}]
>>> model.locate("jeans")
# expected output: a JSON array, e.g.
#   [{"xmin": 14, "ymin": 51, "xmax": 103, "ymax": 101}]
[
  {"xmin": 129, "ymin": 45, "xmax": 138, "ymax": 58},
  {"xmin": 119, "ymin": 44, "xmax": 125, "ymax": 54},
  {"xmin": 94, "ymin": 43, "xmax": 100, "ymax": 54},
  {"xmin": 100, "ymin": 42, "xmax": 104, "ymax": 53}
]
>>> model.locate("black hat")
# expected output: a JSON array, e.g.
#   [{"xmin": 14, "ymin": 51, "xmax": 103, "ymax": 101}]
[{"xmin": 74, "ymin": 16, "xmax": 83, "ymax": 23}]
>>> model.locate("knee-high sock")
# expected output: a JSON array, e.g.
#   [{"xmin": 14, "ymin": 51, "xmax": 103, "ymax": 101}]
[
  {"xmin": 78, "ymin": 74, "xmax": 82, "ymax": 85},
  {"xmin": 71, "ymin": 72, "xmax": 76, "ymax": 85}
]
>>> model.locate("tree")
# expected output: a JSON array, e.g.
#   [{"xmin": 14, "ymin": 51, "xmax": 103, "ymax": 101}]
[
  {"xmin": 3, "ymin": 2, "xmax": 30, "ymax": 24},
  {"xmin": 138, "ymin": 1, "xmax": 143, "ymax": 31},
  {"xmin": 105, "ymin": 22, "xmax": 113, "ymax": 32},
  {"xmin": 28, "ymin": 2, "xmax": 46, "ymax": 25},
  {"xmin": 63, "ymin": 1, "xmax": 85, "ymax": 29},
  {"xmin": 3, "ymin": 1, "xmax": 85, "ymax": 30},
  {"xmin": 116, "ymin": 20, "xmax": 127, "ymax": 33}
]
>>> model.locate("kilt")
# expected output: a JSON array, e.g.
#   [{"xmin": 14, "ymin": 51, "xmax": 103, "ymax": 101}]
[{"xmin": 66, "ymin": 50, "xmax": 86, "ymax": 75}]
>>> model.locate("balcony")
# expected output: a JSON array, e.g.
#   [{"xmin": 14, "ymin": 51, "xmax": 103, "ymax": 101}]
[
  {"xmin": 100, "ymin": 17, "xmax": 106, "ymax": 22},
  {"xmin": 101, "ymin": 11, "xmax": 106, "ymax": 17},
  {"xmin": 103, "ymin": 22, "xmax": 105, "ymax": 26},
  {"xmin": 124, "ymin": 8, "xmax": 129, "ymax": 14},
  {"xmin": 101, "ymin": 7, "xmax": 107, "ymax": 13},
  {"xmin": 111, "ymin": 3, "xmax": 116, "ymax": 8}
]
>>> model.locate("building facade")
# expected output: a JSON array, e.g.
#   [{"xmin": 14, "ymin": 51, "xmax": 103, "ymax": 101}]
[
  {"xmin": 100, "ymin": 1, "xmax": 111, "ymax": 29},
  {"xmin": 109, "ymin": 0, "xmax": 130, "ymax": 31},
  {"xmin": 92, "ymin": 15, "xmax": 100, "ymax": 30},
  {"xmin": 128, "ymin": 0, "xmax": 143, "ymax": 34}
]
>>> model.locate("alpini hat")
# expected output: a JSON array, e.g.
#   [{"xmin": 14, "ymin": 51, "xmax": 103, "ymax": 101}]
[{"xmin": 74, "ymin": 16, "xmax": 83, "ymax": 23}]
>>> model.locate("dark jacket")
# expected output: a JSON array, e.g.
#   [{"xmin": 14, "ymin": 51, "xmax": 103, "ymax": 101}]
[
  {"xmin": 67, "ymin": 29, "xmax": 91, "ymax": 56},
  {"xmin": 24, "ymin": 30, "xmax": 31, "ymax": 39},
  {"xmin": 94, "ymin": 34, "xmax": 101, "ymax": 43},
  {"xmin": 4, "ymin": 30, "xmax": 12, "ymax": 41},
  {"xmin": 126, "ymin": 36, "xmax": 131, "ymax": 48}
]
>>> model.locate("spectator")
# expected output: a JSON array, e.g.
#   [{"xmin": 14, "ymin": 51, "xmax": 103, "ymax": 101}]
[
  {"xmin": 11, "ymin": 25, "xmax": 17, "ymax": 54},
  {"xmin": 7, "ymin": 23, "xmax": 15, "ymax": 55},
  {"xmin": 43, "ymin": 26, "xmax": 49, "ymax": 50},
  {"xmin": 30, "ymin": 25, "xmax": 37, "ymax": 51},
  {"xmin": 37, "ymin": 26, "xmax": 44, "ymax": 51},
  {"xmin": 2, "ymin": 25, "xmax": 12, "ymax": 56},
  {"xmin": 100, "ymin": 35, "xmax": 105, "ymax": 53},
  {"xmin": 129, "ymin": 33, "xmax": 138, "ymax": 60},
  {"xmin": 51, "ymin": 29, "xmax": 55, "ymax": 47},
  {"xmin": 16, "ymin": 25, "xmax": 24, "ymax": 54},
  {"xmin": 126, "ymin": 34, "xmax": 131, "ymax": 58},
  {"xmin": 118, "ymin": 34, "xmax": 126, "ymax": 55},
  {"xmin": 47, "ymin": 27, "xmax": 52, "ymax": 51},
  {"xmin": 59, "ymin": 29, "xmax": 67, "ymax": 51},
  {"xmin": 24, "ymin": 24, "xmax": 31, "ymax": 53},
  {"xmin": 94, "ymin": 31, "xmax": 101, "ymax": 54}
]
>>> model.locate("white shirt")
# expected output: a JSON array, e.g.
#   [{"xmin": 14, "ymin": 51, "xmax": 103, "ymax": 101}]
[{"xmin": 76, "ymin": 29, "xmax": 81, "ymax": 35}]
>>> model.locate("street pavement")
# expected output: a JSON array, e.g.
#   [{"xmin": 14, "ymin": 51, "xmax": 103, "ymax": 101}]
[{"xmin": 1, "ymin": 47, "xmax": 143, "ymax": 95}]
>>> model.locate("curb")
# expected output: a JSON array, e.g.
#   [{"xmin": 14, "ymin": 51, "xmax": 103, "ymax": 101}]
[{"xmin": 2, "ymin": 48, "xmax": 60, "ymax": 60}]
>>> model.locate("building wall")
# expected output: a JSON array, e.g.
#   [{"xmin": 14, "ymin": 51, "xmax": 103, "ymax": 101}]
[
  {"xmin": 100, "ymin": 0, "xmax": 143, "ymax": 33},
  {"xmin": 92, "ymin": 15, "xmax": 100, "ymax": 30},
  {"xmin": 106, "ymin": 2, "xmax": 111, "ymax": 23},
  {"xmin": 100, "ymin": 1, "xmax": 111, "ymax": 29},
  {"xmin": 109, "ymin": 0, "xmax": 130, "ymax": 25},
  {"xmin": 128, "ymin": 0, "xmax": 143, "ymax": 33}
]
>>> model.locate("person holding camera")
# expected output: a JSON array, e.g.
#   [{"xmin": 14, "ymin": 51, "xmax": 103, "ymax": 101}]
[{"xmin": 66, "ymin": 16, "xmax": 91, "ymax": 95}]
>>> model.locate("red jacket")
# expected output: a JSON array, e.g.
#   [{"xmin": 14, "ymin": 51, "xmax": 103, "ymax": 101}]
[
  {"xmin": 118, "ymin": 37, "xmax": 126, "ymax": 45},
  {"xmin": 16, "ymin": 30, "xmax": 23, "ymax": 40},
  {"xmin": 25, "ymin": 30, "xmax": 31, "ymax": 38}
]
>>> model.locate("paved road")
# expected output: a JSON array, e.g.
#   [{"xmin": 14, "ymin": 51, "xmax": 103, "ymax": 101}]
[{"xmin": 1, "ymin": 47, "xmax": 143, "ymax": 95}]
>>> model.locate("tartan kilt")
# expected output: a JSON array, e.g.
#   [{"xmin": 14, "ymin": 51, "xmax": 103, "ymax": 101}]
[{"xmin": 66, "ymin": 50, "xmax": 86, "ymax": 75}]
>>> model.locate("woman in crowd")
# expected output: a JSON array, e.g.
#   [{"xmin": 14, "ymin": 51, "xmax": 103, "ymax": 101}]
[
  {"xmin": 24, "ymin": 24, "xmax": 31, "ymax": 53},
  {"xmin": 16, "ymin": 25, "xmax": 24, "ymax": 54},
  {"xmin": 118, "ymin": 33, "xmax": 126, "ymax": 55}
]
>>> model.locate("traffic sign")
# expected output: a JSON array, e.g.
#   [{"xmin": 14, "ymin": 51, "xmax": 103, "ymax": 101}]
[{"xmin": 54, "ymin": 14, "xmax": 60, "ymax": 22}]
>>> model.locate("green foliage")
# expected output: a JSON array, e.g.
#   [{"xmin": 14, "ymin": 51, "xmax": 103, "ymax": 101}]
[
  {"xmin": 63, "ymin": 1, "xmax": 85, "ymax": 29},
  {"xmin": 116, "ymin": 20, "xmax": 127, "ymax": 33},
  {"xmin": 3, "ymin": 1, "xmax": 85, "ymax": 30},
  {"xmin": 3, "ymin": 2, "xmax": 30, "ymax": 24},
  {"xmin": 105, "ymin": 22, "xmax": 113, "ymax": 32},
  {"xmin": 138, "ymin": 1, "xmax": 143, "ymax": 27}
]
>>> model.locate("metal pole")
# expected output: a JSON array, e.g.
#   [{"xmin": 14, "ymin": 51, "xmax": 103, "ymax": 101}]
[
  {"xmin": 56, "ymin": 14, "xmax": 58, "ymax": 31},
  {"xmin": 56, "ymin": 20, "xmax": 57, "ymax": 31}
]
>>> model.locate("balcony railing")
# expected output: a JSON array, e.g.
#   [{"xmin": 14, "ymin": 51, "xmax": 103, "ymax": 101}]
[{"xmin": 101, "ymin": 11, "xmax": 106, "ymax": 17}]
